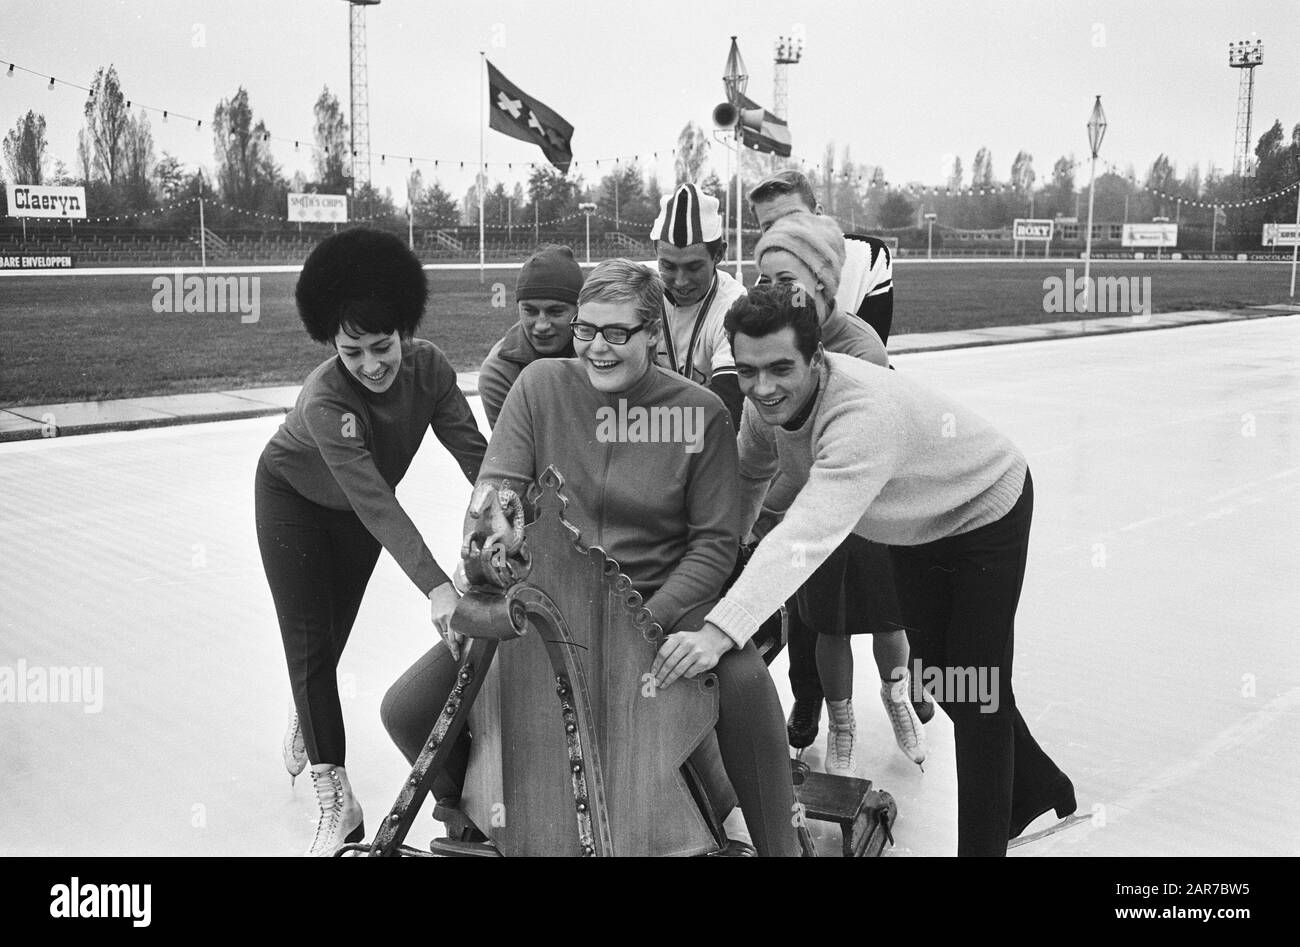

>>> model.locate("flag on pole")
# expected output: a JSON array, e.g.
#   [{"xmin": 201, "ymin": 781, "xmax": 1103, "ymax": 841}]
[
  {"xmin": 737, "ymin": 93, "xmax": 792, "ymax": 157},
  {"xmin": 486, "ymin": 61, "xmax": 575, "ymax": 173},
  {"xmin": 1214, "ymin": 206, "xmax": 1227, "ymax": 226}
]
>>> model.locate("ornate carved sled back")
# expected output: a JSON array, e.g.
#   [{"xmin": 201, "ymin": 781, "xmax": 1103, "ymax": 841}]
[{"xmin": 459, "ymin": 467, "xmax": 724, "ymax": 857}]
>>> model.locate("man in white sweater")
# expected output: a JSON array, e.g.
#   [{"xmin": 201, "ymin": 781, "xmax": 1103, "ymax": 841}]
[
  {"xmin": 650, "ymin": 284, "xmax": 1076, "ymax": 856},
  {"xmin": 650, "ymin": 183, "xmax": 747, "ymax": 425}
]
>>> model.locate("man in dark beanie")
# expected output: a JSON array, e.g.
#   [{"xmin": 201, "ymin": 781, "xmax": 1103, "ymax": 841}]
[{"xmin": 478, "ymin": 244, "xmax": 585, "ymax": 427}]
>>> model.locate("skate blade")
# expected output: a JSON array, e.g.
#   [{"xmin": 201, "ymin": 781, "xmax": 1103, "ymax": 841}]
[{"xmin": 1008, "ymin": 813, "xmax": 1090, "ymax": 850}]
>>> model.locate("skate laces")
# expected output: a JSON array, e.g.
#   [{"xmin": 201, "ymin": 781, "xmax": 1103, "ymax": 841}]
[
  {"xmin": 883, "ymin": 679, "xmax": 921, "ymax": 746},
  {"xmin": 309, "ymin": 769, "xmax": 344, "ymax": 848},
  {"xmin": 826, "ymin": 701, "xmax": 856, "ymax": 771},
  {"xmin": 830, "ymin": 723, "xmax": 855, "ymax": 764}
]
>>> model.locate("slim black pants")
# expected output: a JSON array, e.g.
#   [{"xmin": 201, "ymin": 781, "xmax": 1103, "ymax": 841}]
[{"xmin": 255, "ymin": 456, "xmax": 382, "ymax": 765}]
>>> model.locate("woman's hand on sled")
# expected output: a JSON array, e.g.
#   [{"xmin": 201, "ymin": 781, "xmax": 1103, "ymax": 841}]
[
  {"xmin": 429, "ymin": 581, "xmax": 464, "ymax": 659},
  {"xmin": 652, "ymin": 623, "xmax": 734, "ymax": 688}
]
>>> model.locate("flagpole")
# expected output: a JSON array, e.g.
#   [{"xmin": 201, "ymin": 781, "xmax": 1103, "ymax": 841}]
[
  {"xmin": 1290, "ymin": 183, "xmax": 1299, "ymax": 298},
  {"xmin": 479, "ymin": 51, "xmax": 486, "ymax": 284},
  {"xmin": 735, "ymin": 134, "xmax": 743, "ymax": 280}
]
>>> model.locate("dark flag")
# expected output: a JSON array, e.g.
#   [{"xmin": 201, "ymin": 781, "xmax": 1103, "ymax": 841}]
[
  {"xmin": 737, "ymin": 93, "xmax": 792, "ymax": 157},
  {"xmin": 486, "ymin": 61, "xmax": 575, "ymax": 173}
]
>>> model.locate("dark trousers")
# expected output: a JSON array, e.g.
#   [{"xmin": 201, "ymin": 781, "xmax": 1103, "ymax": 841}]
[
  {"xmin": 889, "ymin": 469, "xmax": 1068, "ymax": 856},
  {"xmin": 255, "ymin": 456, "xmax": 381, "ymax": 765},
  {"xmin": 787, "ymin": 606, "xmax": 823, "ymax": 705},
  {"xmin": 380, "ymin": 639, "xmax": 802, "ymax": 857}
]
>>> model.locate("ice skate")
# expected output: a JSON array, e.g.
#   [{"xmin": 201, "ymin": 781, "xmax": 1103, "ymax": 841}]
[
  {"xmin": 824, "ymin": 698, "xmax": 857, "ymax": 777},
  {"xmin": 881, "ymin": 677, "xmax": 926, "ymax": 767},
  {"xmin": 282, "ymin": 707, "xmax": 307, "ymax": 784},
  {"xmin": 305, "ymin": 765, "xmax": 364, "ymax": 857}
]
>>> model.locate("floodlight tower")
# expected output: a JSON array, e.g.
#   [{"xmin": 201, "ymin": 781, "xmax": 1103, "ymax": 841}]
[
  {"xmin": 1228, "ymin": 38, "xmax": 1263, "ymax": 179},
  {"xmin": 772, "ymin": 35, "xmax": 803, "ymax": 171},
  {"xmin": 344, "ymin": 0, "xmax": 380, "ymax": 207}
]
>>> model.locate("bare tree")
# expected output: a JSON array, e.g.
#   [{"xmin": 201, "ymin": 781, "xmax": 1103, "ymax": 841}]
[
  {"xmin": 121, "ymin": 109, "xmax": 156, "ymax": 198},
  {"xmin": 84, "ymin": 65, "xmax": 131, "ymax": 184},
  {"xmin": 312, "ymin": 86, "xmax": 350, "ymax": 193},
  {"xmin": 971, "ymin": 147, "xmax": 995, "ymax": 187},
  {"xmin": 1009, "ymin": 151, "xmax": 1036, "ymax": 194},
  {"xmin": 947, "ymin": 157, "xmax": 964, "ymax": 191},
  {"xmin": 212, "ymin": 87, "xmax": 284, "ymax": 212},
  {"xmin": 674, "ymin": 122, "xmax": 710, "ymax": 185},
  {"xmin": 3, "ymin": 110, "xmax": 48, "ymax": 184},
  {"xmin": 76, "ymin": 129, "xmax": 94, "ymax": 184}
]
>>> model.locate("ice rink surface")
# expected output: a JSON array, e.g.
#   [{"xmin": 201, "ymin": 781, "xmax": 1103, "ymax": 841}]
[{"xmin": 2, "ymin": 316, "xmax": 1297, "ymax": 857}]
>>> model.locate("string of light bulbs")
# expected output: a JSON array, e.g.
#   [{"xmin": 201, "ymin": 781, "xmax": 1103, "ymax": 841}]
[{"xmin": 7, "ymin": 56, "xmax": 1296, "ymax": 210}]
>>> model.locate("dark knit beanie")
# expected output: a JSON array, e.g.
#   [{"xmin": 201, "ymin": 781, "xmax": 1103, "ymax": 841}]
[{"xmin": 516, "ymin": 244, "xmax": 585, "ymax": 304}]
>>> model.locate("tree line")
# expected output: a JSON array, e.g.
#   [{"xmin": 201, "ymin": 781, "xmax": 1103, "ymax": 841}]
[{"xmin": 2, "ymin": 63, "xmax": 1297, "ymax": 248}]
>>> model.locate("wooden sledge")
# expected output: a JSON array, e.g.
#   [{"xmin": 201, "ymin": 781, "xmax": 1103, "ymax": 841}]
[{"xmin": 341, "ymin": 466, "xmax": 895, "ymax": 857}]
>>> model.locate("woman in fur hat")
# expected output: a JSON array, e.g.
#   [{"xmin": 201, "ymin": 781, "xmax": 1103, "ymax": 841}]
[{"xmin": 255, "ymin": 228, "xmax": 486, "ymax": 855}]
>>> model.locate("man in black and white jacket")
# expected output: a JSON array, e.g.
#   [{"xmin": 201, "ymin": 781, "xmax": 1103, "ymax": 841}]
[{"xmin": 749, "ymin": 169, "xmax": 895, "ymax": 343}]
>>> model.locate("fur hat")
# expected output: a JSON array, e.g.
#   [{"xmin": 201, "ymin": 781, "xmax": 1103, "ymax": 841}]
[
  {"xmin": 295, "ymin": 227, "xmax": 427, "ymax": 342},
  {"xmin": 754, "ymin": 211, "xmax": 845, "ymax": 310}
]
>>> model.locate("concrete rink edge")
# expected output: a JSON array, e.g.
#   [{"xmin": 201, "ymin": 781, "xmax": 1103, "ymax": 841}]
[{"xmin": 2, "ymin": 307, "xmax": 1295, "ymax": 443}]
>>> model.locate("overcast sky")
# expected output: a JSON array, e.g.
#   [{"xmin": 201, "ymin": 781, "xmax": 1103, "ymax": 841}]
[{"xmin": 1, "ymin": 0, "xmax": 1294, "ymax": 205}]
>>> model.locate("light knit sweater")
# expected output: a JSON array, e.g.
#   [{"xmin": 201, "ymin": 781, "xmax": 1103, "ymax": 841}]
[
  {"xmin": 753, "ymin": 308, "xmax": 889, "ymax": 526},
  {"xmin": 706, "ymin": 352, "xmax": 1027, "ymax": 647},
  {"xmin": 820, "ymin": 306, "xmax": 888, "ymax": 367}
]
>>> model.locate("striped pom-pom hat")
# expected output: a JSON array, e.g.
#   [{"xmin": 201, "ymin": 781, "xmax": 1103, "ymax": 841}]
[{"xmin": 650, "ymin": 183, "xmax": 723, "ymax": 247}]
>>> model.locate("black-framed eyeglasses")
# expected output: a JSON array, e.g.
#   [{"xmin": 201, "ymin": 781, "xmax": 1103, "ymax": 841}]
[{"xmin": 568, "ymin": 320, "xmax": 648, "ymax": 345}]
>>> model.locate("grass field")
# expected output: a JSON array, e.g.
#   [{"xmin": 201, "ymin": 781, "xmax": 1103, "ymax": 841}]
[{"xmin": 0, "ymin": 259, "xmax": 1292, "ymax": 406}]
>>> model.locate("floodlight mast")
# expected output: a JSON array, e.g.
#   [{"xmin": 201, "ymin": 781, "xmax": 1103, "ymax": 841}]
[
  {"xmin": 1228, "ymin": 39, "xmax": 1263, "ymax": 181},
  {"xmin": 343, "ymin": 0, "xmax": 381, "ymax": 215}
]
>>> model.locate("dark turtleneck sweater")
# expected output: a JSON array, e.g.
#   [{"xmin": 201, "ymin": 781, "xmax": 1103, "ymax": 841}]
[
  {"xmin": 478, "ymin": 321, "xmax": 577, "ymax": 428},
  {"xmin": 481, "ymin": 357, "xmax": 739, "ymax": 633},
  {"xmin": 261, "ymin": 337, "xmax": 486, "ymax": 595}
]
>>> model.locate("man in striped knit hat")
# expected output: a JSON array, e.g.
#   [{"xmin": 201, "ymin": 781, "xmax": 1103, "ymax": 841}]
[{"xmin": 650, "ymin": 183, "xmax": 747, "ymax": 424}]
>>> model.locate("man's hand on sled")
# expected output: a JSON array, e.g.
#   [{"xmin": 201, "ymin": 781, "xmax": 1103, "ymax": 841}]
[
  {"xmin": 652, "ymin": 622, "xmax": 734, "ymax": 688},
  {"xmin": 429, "ymin": 581, "xmax": 464, "ymax": 659}
]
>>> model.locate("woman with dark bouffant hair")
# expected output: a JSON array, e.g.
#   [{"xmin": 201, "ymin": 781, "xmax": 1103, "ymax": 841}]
[{"xmin": 255, "ymin": 227, "xmax": 486, "ymax": 856}]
